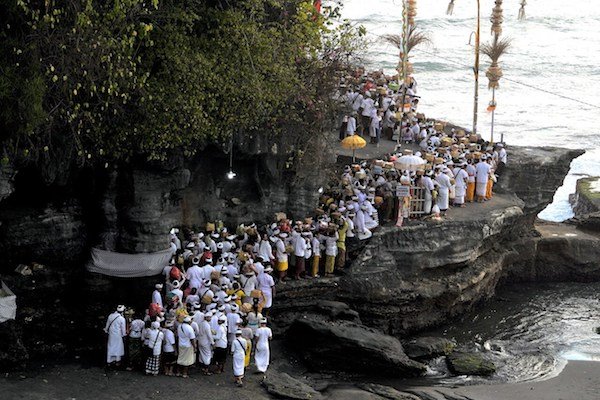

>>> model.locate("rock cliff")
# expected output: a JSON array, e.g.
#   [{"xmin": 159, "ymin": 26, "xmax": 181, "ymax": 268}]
[{"xmin": 274, "ymin": 147, "xmax": 590, "ymax": 338}]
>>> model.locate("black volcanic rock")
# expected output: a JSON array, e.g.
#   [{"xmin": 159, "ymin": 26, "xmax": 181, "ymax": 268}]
[
  {"xmin": 262, "ymin": 371, "xmax": 323, "ymax": 400},
  {"xmin": 446, "ymin": 351, "xmax": 496, "ymax": 376},
  {"xmin": 404, "ymin": 337, "xmax": 456, "ymax": 360},
  {"xmin": 0, "ymin": 320, "xmax": 28, "ymax": 371},
  {"xmin": 287, "ymin": 316, "xmax": 426, "ymax": 377}
]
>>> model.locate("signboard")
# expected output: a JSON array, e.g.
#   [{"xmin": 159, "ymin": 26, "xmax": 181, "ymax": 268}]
[{"xmin": 396, "ymin": 185, "xmax": 410, "ymax": 197}]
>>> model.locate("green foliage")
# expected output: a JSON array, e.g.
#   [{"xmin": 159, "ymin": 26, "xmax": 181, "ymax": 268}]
[{"xmin": 0, "ymin": 0, "xmax": 364, "ymax": 165}]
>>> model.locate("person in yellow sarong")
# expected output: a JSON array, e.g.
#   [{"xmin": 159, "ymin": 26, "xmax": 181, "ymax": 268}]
[
  {"xmin": 274, "ymin": 233, "xmax": 289, "ymax": 281},
  {"xmin": 466, "ymin": 159, "xmax": 476, "ymax": 202},
  {"xmin": 486, "ymin": 160, "xmax": 495, "ymax": 200},
  {"xmin": 335, "ymin": 217, "xmax": 349, "ymax": 270}
]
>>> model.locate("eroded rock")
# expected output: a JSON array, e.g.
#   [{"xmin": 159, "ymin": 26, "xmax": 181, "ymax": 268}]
[
  {"xmin": 287, "ymin": 317, "xmax": 426, "ymax": 377},
  {"xmin": 262, "ymin": 370, "xmax": 323, "ymax": 400},
  {"xmin": 356, "ymin": 383, "xmax": 421, "ymax": 400},
  {"xmin": 446, "ymin": 351, "xmax": 496, "ymax": 376},
  {"xmin": 404, "ymin": 337, "xmax": 456, "ymax": 360}
]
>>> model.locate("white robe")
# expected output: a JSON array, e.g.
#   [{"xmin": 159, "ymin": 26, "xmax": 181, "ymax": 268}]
[
  {"xmin": 435, "ymin": 173, "xmax": 452, "ymax": 211},
  {"xmin": 453, "ymin": 168, "xmax": 469, "ymax": 204},
  {"xmin": 104, "ymin": 312, "xmax": 126, "ymax": 363},
  {"xmin": 475, "ymin": 162, "xmax": 491, "ymax": 196},
  {"xmin": 197, "ymin": 320, "xmax": 214, "ymax": 365},
  {"xmin": 421, "ymin": 176, "xmax": 435, "ymax": 214},
  {"xmin": 231, "ymin": 337, "xmax": 247, "ymax": 377},
  {"xmin": 254, "ymin": 327, "xmax": 272, "ymax": 373},
  {"xmin": 151, "ymin": 290, "xmax": 163, "ymax": 308}
]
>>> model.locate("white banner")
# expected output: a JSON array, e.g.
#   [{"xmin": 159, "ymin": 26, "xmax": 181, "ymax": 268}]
[{"xmin": 86, "ymin": 248, "xmax": 172, "ymax": 278}]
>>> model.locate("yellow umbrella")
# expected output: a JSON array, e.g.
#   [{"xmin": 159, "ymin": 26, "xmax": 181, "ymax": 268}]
[{"xmin": 341, "ymin": 134, "xmax": 367, "ymax": 162}]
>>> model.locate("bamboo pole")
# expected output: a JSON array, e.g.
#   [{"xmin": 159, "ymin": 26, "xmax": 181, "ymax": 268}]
[
  {"xmin": 490, "ymin": 87, "xmax": 496, "ymax": 143},
  {"xmin": 473, "ymin": 0, "xmax": 480, "ymax": 136}
]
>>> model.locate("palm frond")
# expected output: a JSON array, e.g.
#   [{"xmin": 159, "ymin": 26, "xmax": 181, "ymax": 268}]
[
  {"xmin": 381, "ymin": 34, "xmax": 402, "ymax": 50},
  {"xmin": 407, "ymin": 25, "xmax": 432, "ymax": 54},
  {"xmin": 480, "ymin": 36, "xmax": 511, "ymax": 63}
]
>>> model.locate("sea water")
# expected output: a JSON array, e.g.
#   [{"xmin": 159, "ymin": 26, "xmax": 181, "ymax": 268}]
[
  {"xmin": 423, "ymin": 282, "xmax": 600, "ymax": 383},
  {"xmin": 339, "ymin": 0, "xmax": 600, "ymax": 221}
]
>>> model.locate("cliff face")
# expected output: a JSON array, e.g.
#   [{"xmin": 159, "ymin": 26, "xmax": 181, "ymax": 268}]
[
  {"xmin": 0, "ymin": 138, "xmax": 329, "ymax": 270},
  {"xmin": 274, "ymin": 147, "xmax": 591, "ymax": 336}
]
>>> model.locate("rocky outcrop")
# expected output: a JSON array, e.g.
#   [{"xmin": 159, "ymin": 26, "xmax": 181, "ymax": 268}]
[
  {"xmin": 271, "ymin": 146, "xmax": 588, "ymax": 343},
  {"xmin": 262, "ymin": 371, "xmax": 324, "ymax": 400},
  {"xmin": 287, "ymin": 316, "xmax": 426, "ymax": 377},
  {"xmin": 570, "ymin": 177, "xmax": 600, "ymax": 217},
  {"xmin": 0, "ymin": 203, "xmax": 87, "ymax": 269},
  {"xmin": 446, "ymin": 352, "xmax": 496, "ymax": 376},
  {"xmin": 501, "ymin": 222, "xmax": 600, "ymax": 283},
  {"xmin": 355, "ymin": 384, "xmax": 421, "ymax": 400},
  {"xmin": 337, "ymin": 199, "xmax": 528, "ymax": 334},
  {"xmin": 404, "ymin": 337, "xmax": 456, "ymax": 360},
  {"xmin": 496, "ymin": 147, "xmax": 584, "ymax": 216},
  {"xmin": 568, "ymin": 211, "xmax": 600, "ymax": 233}
]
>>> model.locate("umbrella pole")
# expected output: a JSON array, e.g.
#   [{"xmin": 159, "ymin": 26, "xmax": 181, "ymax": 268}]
[{"xmin": 352, "ymin": 148, "xmax": 356, "ymax": 163}]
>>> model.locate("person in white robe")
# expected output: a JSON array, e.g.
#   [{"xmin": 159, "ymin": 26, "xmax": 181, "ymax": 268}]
[
  {"xmin": 453, "ymin": 163, "xmax": 469, "ymax": 206},
  {"xmin": 254, "ymin": 318, "xmax": 273, "ymax": 374},
  {"xmin": 258, "ymin": 233, "xmax": 275, "ymax": 265},
  {"xmin": 346, "ymin": 114, "xmax": 357, "ymax": 137},
  {"xmin": 475, "ymin": 157, "xmax": 491, "ymax": 202},
  {"xmin": 231, "ymin": 330, "xmax": 247, "ymax": 386},
  {"xmin": 104, "ymin": 305, "xmax": 127, "ymax": 366},
  {"xmin": 227, "ymin": 310, "xmax": 242, "ymax": 344},
  {"xmin": 151, "ymin": 284, "xmax": 163, "ymax": 308},
  {"xmin": 435, "ymin": 168, "xmax": 452, "ymax": 213},
  {"xmin": 420, "ymin": 170, "xmax": 436, "ymax": 214},
  {"xmin": 257, "ymin": 266, "xmax": 275, "ymax": 315},
  {"xmin": 198, "ymin": 313, "xmax": 215, "ymax": 374}
]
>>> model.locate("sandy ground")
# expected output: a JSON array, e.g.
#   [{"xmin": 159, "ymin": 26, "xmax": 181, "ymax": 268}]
[
  {"xmin": 3, "ymin": 360, "xmax": 599, "ymax": 400},
  {"xmin": 453, "ymin": 361, "xmax": 600, "ymax": 400}
]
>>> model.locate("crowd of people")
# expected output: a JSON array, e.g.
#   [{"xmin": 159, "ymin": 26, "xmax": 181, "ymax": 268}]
[
  {"xmin": 103, "ymin": 69, "xmax": 508, "ymax": 387},
  {"xmin": 338, "ymin": 69, "xmax": 507, "ymax": 224}
]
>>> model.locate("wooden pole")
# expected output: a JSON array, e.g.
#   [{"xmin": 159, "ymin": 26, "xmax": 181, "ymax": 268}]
[
  {"xmin": 490, "ymin": 87, "xmax": 496, "ymax": 144},
  {"xmin": 398, "ymin": 0, "xmax": 409, "ymax": 147},
  {"xmin": 473, "ymin": 0, "xmax": 480, "ymax": 135}
]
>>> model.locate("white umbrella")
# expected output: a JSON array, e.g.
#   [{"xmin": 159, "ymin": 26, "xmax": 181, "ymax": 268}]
[{"xmin": 394, "ymin": 155, "xmax": 426, "ymax": 171}]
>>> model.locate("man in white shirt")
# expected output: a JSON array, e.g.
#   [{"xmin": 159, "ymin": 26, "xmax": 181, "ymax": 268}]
[
  {"xmin": 292, "ymin": 233, "xmax": 307, "ymax": 280},
  {"xmin": 186, "ymin": 257, "xmax": 203, "ymax": 289},
  {"xmin": 126, "ymin": 315, "xmax": 145, "ymax": 370},
  {"xmin": 496, "ymin": 143, "xmax": 507, "ymax": 176},
  {"xmin": 176, "ymin": 316, "xmax": 196, "ymax": 378},
  {"xmin": 346, "ymin": 113, "xmax": 357, "ymax": 137},
  {"xmin": 475, "ymin": 157, "xmax": 491, "ymax": 202},
  {"xmin": 359, "ymin": 92, "xmax": 374, "ymax": 136},
  {"xmin": 151, "ymin": 284, "xmax": 163, "ymax": 308}
]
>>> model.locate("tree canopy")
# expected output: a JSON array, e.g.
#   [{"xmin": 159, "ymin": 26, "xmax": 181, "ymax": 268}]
[{"xmin": 0, "ymin": 0, "xmax": 364, "ymax": 169}]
